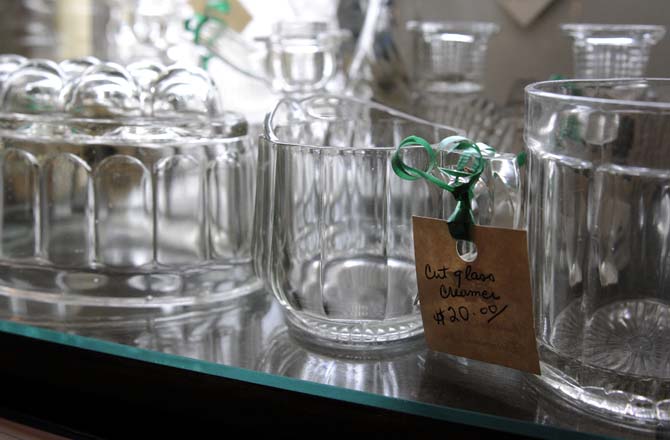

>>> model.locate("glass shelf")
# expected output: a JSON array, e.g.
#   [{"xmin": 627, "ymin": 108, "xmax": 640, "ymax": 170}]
[{"xmin": 0, "ymin": 289, "xmax": 660, "ymax": 438}]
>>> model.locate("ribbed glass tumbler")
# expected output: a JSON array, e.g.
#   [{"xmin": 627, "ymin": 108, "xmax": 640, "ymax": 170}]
[
  {"xmin": 254, "ymin": 95, "xmax": 524, "ymax": 350},
  {"xmin": 406, "ymin": 20, "xmax": 499, "ymax": 96},
  {"xmin": 561, "ymin": 24, "xmax": 666, "ymax": 79},
  {"xmin": 526, "ymin": 79, "xmax": 670, "ymax": 424}
]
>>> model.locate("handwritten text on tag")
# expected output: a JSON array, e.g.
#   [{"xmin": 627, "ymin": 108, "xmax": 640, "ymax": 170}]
[{"xmin": 412, "ymin": 216, "xmax": 541, "ymax": 375}]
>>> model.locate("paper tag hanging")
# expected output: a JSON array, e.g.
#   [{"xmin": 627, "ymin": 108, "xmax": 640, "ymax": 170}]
[
  {"xmin": 412, "ymin": 216, "xmax": 541, "ymax": 374},
  {"xmin": 190, "ymin": 0, "xmax": 252, "ymax": 33}
]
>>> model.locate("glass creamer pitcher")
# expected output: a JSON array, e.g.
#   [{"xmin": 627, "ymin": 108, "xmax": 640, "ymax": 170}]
[{"xmin": 253, "ymin": 94, "xmax": 524, "ymax": 351}]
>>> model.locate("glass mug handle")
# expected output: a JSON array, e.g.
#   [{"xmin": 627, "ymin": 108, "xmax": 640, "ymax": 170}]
[{"xmin": 489, "ymin": 155, "xmax": 524, "ymax": 230}]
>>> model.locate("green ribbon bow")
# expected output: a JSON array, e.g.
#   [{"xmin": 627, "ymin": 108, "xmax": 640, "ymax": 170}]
[
  {"xmin": 185, "ymin": 0, "xmax": 230, "ymax": 43},
  {"xmin": 392, "ymin": 135, "xmax": 494, "ymax": 241},
  {"xmin": 184, "ymin": 1, "xmax": 230, "ymax": 69}
]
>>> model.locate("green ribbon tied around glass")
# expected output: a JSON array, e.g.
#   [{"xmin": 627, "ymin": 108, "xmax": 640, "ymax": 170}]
[
  {"xmin": 392, "ymin": 135, "xmax": 495, "ymax": 242},
  {"xmin": 184, "ymin": 0, "xmax": 230, "ymax": 68}
]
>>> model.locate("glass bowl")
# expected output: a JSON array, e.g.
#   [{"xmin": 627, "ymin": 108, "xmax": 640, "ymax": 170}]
[{"xmin": 0, "ymin": 57, "xmax": 260, "ymax": 319}]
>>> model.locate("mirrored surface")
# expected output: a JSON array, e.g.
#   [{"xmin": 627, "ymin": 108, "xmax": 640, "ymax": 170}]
[{"xmin": 0, "ymin": 290, "xmax": 666, "ymax": 439}]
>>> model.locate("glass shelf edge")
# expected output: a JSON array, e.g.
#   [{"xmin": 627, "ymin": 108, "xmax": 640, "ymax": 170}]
[{"xmin": 0, "ymin": 318, "xmax": 612, "ymax": 440}]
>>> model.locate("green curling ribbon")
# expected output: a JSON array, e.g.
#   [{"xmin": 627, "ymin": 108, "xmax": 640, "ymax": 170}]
[
  {"xmin": 184, "ymin": 0, "xmax": 231, "ymax": 45},
  {"xmin": 200, "ymin": 53, "xmax": 213, "ymax": 70},
  {"xmin": 392, "ymin": 135, "xmax": 494, "ymax": 241},
  {"xmin": 516, "ymin": 150, "xmax": 527, "ymax": 167}
]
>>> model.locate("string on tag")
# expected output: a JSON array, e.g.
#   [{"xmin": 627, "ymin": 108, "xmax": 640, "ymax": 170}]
[{"xmin": 391, "ymin": 135, "xmax": 494, "ymax": 242}]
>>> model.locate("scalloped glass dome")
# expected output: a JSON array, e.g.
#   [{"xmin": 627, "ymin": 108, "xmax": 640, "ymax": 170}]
[
  {"xmin": 0, "ymin": 55, "xmax": 259, "ymax": 319},
  {"xmin": 150, "ymin": 65, "xmax": 222, "ymax": 118},
  {"xmin": 0, "ymin": 59, "xmax": 64, "ymax": 114},
  {"xmin": 64, "ymin": 62, "xmax": 142, "ymax": 118}
]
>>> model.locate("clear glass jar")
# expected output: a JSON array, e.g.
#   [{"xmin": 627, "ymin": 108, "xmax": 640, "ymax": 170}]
[
  {"xmin": 0, "ymin": 58, "xmax": 260, "ymax": 319},
  {"xmin": 254, "ymin": 94, "xmax": 523, "ymax": 351},
  {"xmin": 561, "ymin": 24, "xmax": 666, "ymax": 79},
  {"xmin": 526, "ymin": 79, "xmax": 670, "ymax": 424}
]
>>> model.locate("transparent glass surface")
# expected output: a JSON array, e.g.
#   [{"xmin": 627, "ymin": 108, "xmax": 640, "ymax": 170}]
[
  {"xmin": 254, "ymin": 94, "xmax": 524, "ymax": 350},
  {"xmin": 106, "ymin": 0, "xmax": 200, "ymax": 66},
  {"xmin": 0, "ymin": 116, "xmax": 259, "ymax": 313},
  {"xmin": 412, "ymin": 94, "xmax": 522, "ymax": 155},
  {"xmin": 406, "ymin": 21, "xmax": 499, "ymax": 96},
  {"xmin": 0, "ymin": 291, "xmax": 662, "ymax": 439},
  {"xmin": 526, "ymin": 79, "xmax": 670, "ymax": 425},
  {"xmin": 263, "ymin": 21, "xmax": 347, "ymax": 95},
  {"xmin": 0, "ymin": 58, "xmax": 260, "ymax": 314},
  {"xmin": 197, "ymin": 19, "xmax": 347, "ymax": 95},
  {"xmin": 561, "ymin": 24, "xmax": 666, "ymax": 79},
  {"xmin": 404, "ymin": 21, "xmax": 521, "ymax": 155}
]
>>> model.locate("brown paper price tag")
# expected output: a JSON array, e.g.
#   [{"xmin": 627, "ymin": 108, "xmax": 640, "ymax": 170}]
[
  {"xmin": 413, "ymin": 216, "xmax": 540, "ymax": 374},
  {"xmin": 190, "ymin": 0, "xmax": 252, "ymax": 33}
]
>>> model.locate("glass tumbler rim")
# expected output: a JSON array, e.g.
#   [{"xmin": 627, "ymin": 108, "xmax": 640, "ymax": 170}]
[
  {"xmin": 560, "ymin": 23, "xmax": 666, "ymax": 34},
  {"xmin": 260, "ymin": 20, "xmax": 350, "ymax": 50},
  {"xmin": 263, "ymin": 93, "xmax": 463, "ymax": 152},
  {"xmin": 525, "ymin": 78, "xmax": 670, "ymax": 110},
  {"xmin": 560, "ymin": 23, "xmax": 666, "ymax": 46},
  {"xmin": 406, "ymin": 20, "xmax": 500, "ymax": 36}
]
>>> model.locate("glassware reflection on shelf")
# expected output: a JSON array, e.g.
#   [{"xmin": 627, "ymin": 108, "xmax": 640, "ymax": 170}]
[
  {"xmin": 420, "ymin": 351, "xmax": 533, "ymax": 417},
  {"xmin": 526, "ymin": 78, "xmax": 670, "ymax": 424},
  {"xmin": 561, "ymin": 24, "xmax": 666, "ymax": 79},
  {"xmin": 0, "ymin": 56, "xmax": 261, "ymax": 319},
  {"xmin": 532, "ymin": 386, "xmax": 666, "ymax": 439},
  {"xmin": 257, "ymin": 327, "xmax": 426, "ymax": 396},
  {"xmin": 254, "ymin": 94, "xmax": 524, "ymax": 351},
  {"xmin": 1, "ymin": 289, "xmax": 273, "ymax": 367}
]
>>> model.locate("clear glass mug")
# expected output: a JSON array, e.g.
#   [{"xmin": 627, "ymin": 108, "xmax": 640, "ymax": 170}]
[
  {"xmin": 526, "ymin": 79, "xmax": 670, "ymax": 424},
  {"xmin": 253, "ymin": 95, "xmax": 524, "ymax": 350},
  {"xmin": 561, "ymin": 24, "xmax": 666, "ymax": 79}
]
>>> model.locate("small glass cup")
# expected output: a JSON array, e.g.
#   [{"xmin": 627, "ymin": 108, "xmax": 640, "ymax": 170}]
[
  {"xmin": 526, "ymin": 78, "xmax": 670, "ymax": 424},
  {"xmin": 254, "ymin": 94, "xmax": 523, "ymax": 351},
  {"xmin": 405, "ymin": 21, "xmax": 509, "ymax": 153},
  {"xmin": 561, "ymin": 24, "xmax": 666, "ymax": 79},
  {"xmin": 406, "ymin": 21, "xmax": 499, "ymax": 96},
  {"xmin": 262, "ymin": 21, "xmax": 348, "ymax": 95}
]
